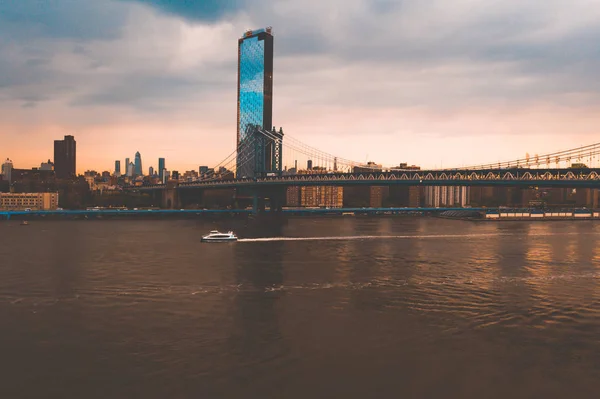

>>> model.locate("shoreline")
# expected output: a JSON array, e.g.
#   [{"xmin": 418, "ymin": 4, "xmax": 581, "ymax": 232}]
[{"xmin": 3, "ymin": 212, "xmax": 600, "ymax": 222}]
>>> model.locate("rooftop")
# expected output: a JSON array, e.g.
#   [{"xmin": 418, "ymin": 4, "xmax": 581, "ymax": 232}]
[{"xmin": 241, "ymin": 26, "xmax": 273, "ymax": 39}]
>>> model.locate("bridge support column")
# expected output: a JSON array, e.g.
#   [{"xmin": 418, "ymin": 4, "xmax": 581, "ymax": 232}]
[
  {"xmin": 161, "ymin": 182, "xmax": 180, "ymax": 209},
  {"xmin": 269, "ymin": 187, "xmax": 286, "ymax": 213},
  {"xmin": 251, "ymin": 193, "xmax": 266, "ymax": 214},
  {"xmin": 252, "ymin": 193, "xmax": 259, "ymax": 214}
]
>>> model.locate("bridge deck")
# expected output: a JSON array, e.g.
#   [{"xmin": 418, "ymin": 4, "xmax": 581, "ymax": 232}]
[{"xmin": 131, "ymin": 168, "xmax": 600, "ymax": 190}]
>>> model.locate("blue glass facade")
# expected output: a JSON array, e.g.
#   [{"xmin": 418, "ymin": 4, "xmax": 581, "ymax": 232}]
[
  {"xmin": 237, "ymin": 28, "xmax": 273, "ymax": 178},
  {"xmin": 158, "ymin": 157, "xmax": 165, "ymax": 180},
  {"xmin": 134, "ymin": 151, "xmax": 142, "ymax": 176}
]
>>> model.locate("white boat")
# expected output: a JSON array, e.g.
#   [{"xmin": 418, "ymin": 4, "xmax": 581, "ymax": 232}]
[{"xmin": 201, "ymin": 230, "xmax": 237, "ymax": 242}]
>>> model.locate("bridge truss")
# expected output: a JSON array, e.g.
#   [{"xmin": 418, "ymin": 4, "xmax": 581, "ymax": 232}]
[{"xmin": 136, "ymin": 167, "xmax": 600, "ymax": 190}]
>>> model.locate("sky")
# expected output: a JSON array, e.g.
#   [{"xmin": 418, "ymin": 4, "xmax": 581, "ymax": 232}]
[{"xmin": 1, "ymin": 0, "xmax": 600, "ymax": 173}]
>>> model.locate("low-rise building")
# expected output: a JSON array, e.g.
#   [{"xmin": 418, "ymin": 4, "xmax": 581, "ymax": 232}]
[
  {"xmin": 286, "ymin": 186, "xmax": 301, "ymax": 206},
  {"xmin": 300, "ymin": 186, "xmax": 343, "ymax": 207},
  {"xmin": 0, "ymin": 192, "xmax": 59, "ymax": 210},
  {"xmin": 424, "ymin": 186, "xmax": 470, "ymax": 208}
]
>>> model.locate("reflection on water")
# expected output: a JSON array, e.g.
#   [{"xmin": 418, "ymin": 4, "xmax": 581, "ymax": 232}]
[{"xmin": 1, "ymin": 218, "xmax": 600, "ymax": 398}]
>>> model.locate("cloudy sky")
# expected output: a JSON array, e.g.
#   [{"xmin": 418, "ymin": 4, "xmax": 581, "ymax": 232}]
[{"xmin": 1, "ymin": 0, "xmax": 600, "ymax": 173}]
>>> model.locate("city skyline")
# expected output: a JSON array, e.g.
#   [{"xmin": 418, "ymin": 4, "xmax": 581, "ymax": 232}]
[{"xmin": 2, "ymin": 0, "xmax": 600, "ymax": 173}]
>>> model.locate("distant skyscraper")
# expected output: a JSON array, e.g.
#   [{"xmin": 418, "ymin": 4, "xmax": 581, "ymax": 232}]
[
  {"xmin": 127, "ymin": 162, "xmax": 134, "ymax": 177},
  {"xmin": 307, "ymin": 160, "xmax": 313, "ymax": 170},
  {"xmin": 40, "ymin": 160, "xmax": 53, "ymax": 171},
  {"xmin": 1, "ymin": 158, "xmax": 13, "ymax": 183},
  {"xmin": 149, "ymin": 166, "xmax": 154, "ymax": 176},
  {"xmin": 115, "ymin": 160, "xmax": 121, "ymax": 175},
  {"xmin": 236, "ymin": 27, "xmax": 274, "ymax": 178},
  {"xmin": 158, "ymin": 158, "xmax": 165, "ymax": 180},
  {"xmin": 134, "ymin": 151, "xmax": 142, "ymax": 176},
  {"xmin": 54, "ymin": 135, "xmax": 76, "ymax": 179}
]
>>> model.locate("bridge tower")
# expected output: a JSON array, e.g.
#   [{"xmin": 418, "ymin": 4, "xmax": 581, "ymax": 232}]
[
  {"xmin": 238, "ymin": 125, "xmax": 283, "ymax": 178},
  {"xmin": 162, "ymin": 180, "xmax": 179, "ymax": 209}
]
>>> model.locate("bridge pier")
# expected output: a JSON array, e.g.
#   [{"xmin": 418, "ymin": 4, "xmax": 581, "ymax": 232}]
[
  {"xmin": 249, "ymin": 186, "xmax": 286, "ymax": 214},
  {"xmin": 162, "ymin": 181, "xmax": 180, "ymax": 209},
  {"xmin": 252, "ymin": 194, "xmax": 259, "ymax": 214},
  {"xmin": 269, "ymin": 190, "xmax": 284, "ymax": 213}
]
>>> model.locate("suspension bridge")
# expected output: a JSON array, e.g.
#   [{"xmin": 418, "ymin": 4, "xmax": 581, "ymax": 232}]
[
  {"xmin": 125, "ymin": 126, "xmax": 600, "ymax": 212},
  {"xmin": 144, "ymin": 128, "xmax": 600, "ymax": 186}
]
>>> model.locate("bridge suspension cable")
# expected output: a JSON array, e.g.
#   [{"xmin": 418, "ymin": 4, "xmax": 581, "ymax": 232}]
[
  {"xmin": 195, "ymin": 130, "xmax": 600, "ymax": 181},
  {"xmin": 195, "ymin": 133, "xmax": 266, "ymax": 182},
  {"xmin": 459, "ymin": 142, "xmax": 600, "ymax": 170},
  {"xmin": 257, "ymin": 129, "xmax": 387, "ymax": 172}
]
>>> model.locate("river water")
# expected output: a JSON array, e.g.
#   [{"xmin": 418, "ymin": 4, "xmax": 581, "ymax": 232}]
[{"xmin": 1, "ymin": 217, "xmax": 600, "ymax": 398}]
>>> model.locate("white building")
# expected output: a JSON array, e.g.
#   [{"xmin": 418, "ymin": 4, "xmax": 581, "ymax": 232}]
[
  {"xmin": 1, "ymin": 158, "xmax": 13, "ymax": 183},
  {"xmin": 126, "ymin": 162, "xmax": 134, "ymax": 177},
  {"xmin": 425, "ymin": 186, "xmax": 470, "ymax": 207}
]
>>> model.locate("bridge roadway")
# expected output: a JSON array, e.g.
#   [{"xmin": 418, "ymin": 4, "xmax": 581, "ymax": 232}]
[
  {"xmin": 0, "ymin": 207, "xmax": 483, "ymax": 219},
  {"xmin": 133, "ymin": 168, "xmax": 600, "ymax": 190}
]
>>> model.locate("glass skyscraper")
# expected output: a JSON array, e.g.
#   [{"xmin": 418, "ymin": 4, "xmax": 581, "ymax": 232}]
[
  {"xmin": 134, "ymin": 151, "xmax": 142, "ymax": 176},
  {"xmin": 236, "ymin": 27, "xmax": 274, "ymax": 178},
  {"xmin": 158, "ymin": 158, "xmax": 165, "ymax": 181}
]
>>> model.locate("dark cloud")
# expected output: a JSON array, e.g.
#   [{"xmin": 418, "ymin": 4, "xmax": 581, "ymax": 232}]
[
  {"xmin": 120, "ymin": 0, "xmax": 245, "ymax": 22},
  {"xmin": 0, "ymin": 0, "xmax": 128, "ymax": 40},
  {"xmin": 70, "ymin": 74, "xmax": 233, "ymax": 111},
  {"xmin": 368, "ymin": 0, "xmax": 403, "ymax": 14},
  {"xmin": 25, "ymin": 58, "xmax": 51, "ymax": 67},
  {"xmin": 0, "ymin": 0, "xmax": 599, "ymax": 125}
]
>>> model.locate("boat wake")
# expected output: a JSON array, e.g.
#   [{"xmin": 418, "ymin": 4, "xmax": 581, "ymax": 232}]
[{"xmin": 237, "ymin": 232, "xmax": 589, "ymax": 242}]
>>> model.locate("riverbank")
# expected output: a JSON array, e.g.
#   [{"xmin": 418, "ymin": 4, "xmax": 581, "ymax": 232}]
[
  {"xmin": 2, "ymin": 207, "xmax": 599, "ymax": 221},
  {"xmin": 437, "ymin": 209, "xmax": 600, "ymax": 222},
  {"xmin": 0, "ymin": 207, "xmax": 467, "ymax": 221}
]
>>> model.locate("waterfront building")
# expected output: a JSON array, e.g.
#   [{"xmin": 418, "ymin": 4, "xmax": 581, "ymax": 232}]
[
  {"xmin": 300, "ymin": 186, "xmax": 343, "ymax": 208},
  {"xmin": 236, "ymin": 27, "xmax": 274, "ymax": 178},
  {"xmin": 425, "ymin": 186, "xmax": 470, "ymax": 207},
  {"xmin": 0, "ymin": 192, "xmax": 59, "ymax": 210},
  {"xmin": 369, "ymin": 186, "xmax": 389, "ymax": 208},
  {"xmin": 286, "ymin": 186, "xmax": 300, "ymax": 206},
  {"xmin": 53, "ymin": 135, "xmax": 76, "ymax": 179}
]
